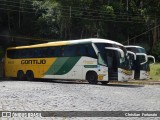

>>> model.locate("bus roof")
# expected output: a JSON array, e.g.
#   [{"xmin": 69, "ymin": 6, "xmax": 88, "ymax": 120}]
[
  {"xmin": 7, "ymin": 38, "xmax": 123, "ymax": 50},
  {"xmin": 125, "ymin": 45, "xmax": 144, "ymax": 49}
]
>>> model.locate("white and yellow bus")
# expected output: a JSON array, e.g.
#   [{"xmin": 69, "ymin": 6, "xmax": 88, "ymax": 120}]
[
  {"xmin": 125, "ymin": 46, "xmax": 155, "ymax": 79},
  {"xmin": 4, "ymin": 38, "xmax": 133, "ymax": 84}
]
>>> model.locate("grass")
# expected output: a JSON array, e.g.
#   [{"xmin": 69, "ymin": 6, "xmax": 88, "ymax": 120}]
[{"xmin": 150, "ymin": 63, "xmax": 160, "ymax": 81}]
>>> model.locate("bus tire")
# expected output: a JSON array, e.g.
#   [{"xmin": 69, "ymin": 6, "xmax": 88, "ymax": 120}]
[
  {"xmin": 26, "ymin": 70, "xmax": 34, "ymax": 81},
  {"xmin": 17, "ymin": 70, "xmax": 25, "ymax": 81},
  {"xmin": 86, "ymin": 71, "xmax": 98, "ymax": 84},
  {"xmin": 100, "ymin": 81, "xmax": 109, "ymax": 85}
]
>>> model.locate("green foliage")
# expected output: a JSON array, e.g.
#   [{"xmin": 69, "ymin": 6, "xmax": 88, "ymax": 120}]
[
  {"xmin": 151, "ymin": 41, "xmax": 160, "ymax": 62},
  {"xmin": 152, "ymin": 42, "xmax": 160, "ymax": 56},
  {"xmin": 0, "ymin": 0, "xmax": 160, "ymax": 58},
  {"xmin": 150, "ymin": 63, "xmax": 160, "ymax": 81},
  {"xmin": 33, "ymin": 1, "xmax": 60, "ymax": 38},
  {"xmin": 102, "ymin": 5, "xmax": 115, "ymax": 18}
]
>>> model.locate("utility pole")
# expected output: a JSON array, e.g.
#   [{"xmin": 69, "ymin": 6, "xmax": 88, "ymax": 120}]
[
  {"xmin": 69, "ymin": 6, "xmax": 72, "ymax": 39},
  {"xmin": 70, "ymin": 6, "xmax": 72, "ymax": 18},
  {"xmin": 19, "ymin": 0, "xmax": 21, "ymax": 28},
  {"xmin": 126, "ymin": 0, "xmax": 128, "ymax": 11},
  {"xmin": 152, "ymin": 15, "xmax": 157, "ymax": 49},
  {"xmin": 6, "ymin": 0, "xmax": 11, "ymax": 33},
  {"xmin": 126, "ymin": 0, "xmax": 129, "ymax": 45}
]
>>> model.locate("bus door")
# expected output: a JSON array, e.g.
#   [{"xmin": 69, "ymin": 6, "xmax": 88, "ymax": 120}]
[
  {"xmin": 127, "ymin": 51, "xmax": 136, "ymax": 79},
  {"xmin": 105, "ymin": 47, "xmax": 124, "ymax": 80},
  {"xmin": 127, "ymin": 51, "xmax": 136, "ymax": 67},
  {"xmin": 134, "ymin": 53, "xmax": 148, "ymax": 79}
]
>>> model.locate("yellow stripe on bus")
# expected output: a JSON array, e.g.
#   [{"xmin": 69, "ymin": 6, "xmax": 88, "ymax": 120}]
[
  {"xmin": 5, "ymin": 58, "xmax": 57, "ymax": 78},
  {"xmin": 7, "ymin": 41, "xmax": 70, "ymax": 50}
]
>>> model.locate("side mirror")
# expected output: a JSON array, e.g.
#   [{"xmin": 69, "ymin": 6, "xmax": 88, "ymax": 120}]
[
  {"xmin": 136, "ymin": 53, "xmax": 148, "ymax": 65},
  {"xmin": 127, "ymin": 51, "xmax": 136, "ymax": 60},
  {"xmin": 147, "ymin": 55, "xmax": 155, "ymax": 65},
  {"xmin": 105, "ymin": 47, "xmax": 124, "ymax": 58}
]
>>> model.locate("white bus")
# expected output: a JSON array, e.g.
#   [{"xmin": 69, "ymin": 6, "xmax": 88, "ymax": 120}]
[
  {"xmin": 5, "ymin": 38, "xmax": 133, "ymax": 84},
  {"xmin": 125, "ymin": 46, "xmax": 155, "ymax": 79}
]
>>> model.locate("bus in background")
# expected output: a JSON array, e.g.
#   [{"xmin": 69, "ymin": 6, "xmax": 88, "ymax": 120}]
[
  {"xmin": 125, "ymin": 46, "xmax": 155, "ymax": 80},
  {"xmin": 5, "ymin": 38, "xmax": 133, "ymax": 84}
]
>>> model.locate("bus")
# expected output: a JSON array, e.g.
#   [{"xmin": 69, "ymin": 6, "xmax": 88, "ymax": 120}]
[
  {"xmin": 4, "ymin": 38, "xmax": 133, "ymax": 84},
  {"xmin": 125, "ymin": 46, "xmax": 155, "ymax": 80}
]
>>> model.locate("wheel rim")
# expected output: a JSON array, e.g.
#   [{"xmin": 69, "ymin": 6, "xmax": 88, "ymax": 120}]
[
  {"xmin": 89, "ymin": 75, "xmax": 95, "ymax": 81},
  {"xmin": 87, "ymin": 72, "xmax": 97, "ymax": 84}
]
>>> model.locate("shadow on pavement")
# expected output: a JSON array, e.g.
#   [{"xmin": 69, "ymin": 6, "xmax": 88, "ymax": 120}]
[
  {"xmin": 0, "ymin": 78, "xmax": 144, "ymax": 88},
  {"xmin": 104, "ymin": 83, "xmax": 144, "ymax": 88}
]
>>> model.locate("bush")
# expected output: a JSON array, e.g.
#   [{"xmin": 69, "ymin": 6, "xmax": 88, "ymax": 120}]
[
  {"xmin": 150, "ymin": 63, "xmax": 160, "ymax": 80},
  {"xmin": 151, "ymin": 42, "xmax": 160, "ymax": 62}
]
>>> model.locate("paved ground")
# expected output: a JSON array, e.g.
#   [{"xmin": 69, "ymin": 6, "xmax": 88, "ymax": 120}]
[{"xmin": 0, "ymin": 79, "xmax": 160, "ymax": 120}]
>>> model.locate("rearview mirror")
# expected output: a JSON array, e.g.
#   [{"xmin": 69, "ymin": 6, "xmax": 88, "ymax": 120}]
[
  {"xmin": 105, "ymin": 47, "xmax": 124, "ymax": 58},
  {"xmin": 147, "ymin": 55, "xmax": 155, "ymax": 65},
  {"xmin": 127, "ymin": 51, "xmax": 136, "ymax": 60},
  {"xmin": 136, "ymin": 53, "xmax": 148, "ymax": 65}
]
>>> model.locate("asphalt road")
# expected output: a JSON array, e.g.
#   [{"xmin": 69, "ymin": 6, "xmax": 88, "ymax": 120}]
[{"xmin": 0, "ymin": 79, "xmax": 160, "ymax": 120}]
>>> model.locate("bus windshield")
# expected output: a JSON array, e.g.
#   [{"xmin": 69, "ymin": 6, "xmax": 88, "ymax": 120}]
[
  {"xmin": 95, "ymin": 43, "xmax": 130, "ymax": 70},
  {"xmin": 126, "ymin": 47, "xmax": 146, "ymax": 53}
]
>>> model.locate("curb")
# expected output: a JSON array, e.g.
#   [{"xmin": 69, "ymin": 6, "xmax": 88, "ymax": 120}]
[
  {"xmin": 1, "ymin": 78, "xmax": 160, "ymax": 85},
  {"xmin": 110, "ymin": 80, "xmax": 160, "ymax": 85}
]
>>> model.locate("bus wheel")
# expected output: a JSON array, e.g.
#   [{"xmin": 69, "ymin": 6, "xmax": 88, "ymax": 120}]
[
  {"xmin": 86, "ymin": 72, "xmax": 98, "ymax": 84},
  {"xmin": 100, "ymin": 81, "xmax": 109, "ymax": 85},
  {"xmin": 26, "ymin": 70, "xmax": 34, "ymax": 81},
  {"xmin": 17, "ymin": 70, "xmax": 25, "ymax": 81}
]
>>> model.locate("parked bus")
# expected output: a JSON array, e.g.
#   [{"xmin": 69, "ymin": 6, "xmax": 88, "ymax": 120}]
[
  {"xmin": 4, "ymin": 38, "xmax": 133, "ymax": 84},
  {"xmin": 125, "ymin": 46, "xmax": 155, "ymax": 80}
]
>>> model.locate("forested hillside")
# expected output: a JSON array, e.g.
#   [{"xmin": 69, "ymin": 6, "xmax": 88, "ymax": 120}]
[{"xmin": 0, "ymin": 0, "xmax": 160, "ymax": 60}]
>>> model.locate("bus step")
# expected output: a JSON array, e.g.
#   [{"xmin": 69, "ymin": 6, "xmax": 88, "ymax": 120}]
[
  {"xmin": 134, "ymin": 73, "xmax": 140, "ymax": 80},
  {"xmin": 109, "ymin": 72, "xmax": 118, "ymax": 80}
]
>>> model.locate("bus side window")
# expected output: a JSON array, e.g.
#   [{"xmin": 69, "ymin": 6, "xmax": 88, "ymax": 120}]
[
  {"xmin": 63, "ymin": 45, "xmax": 76, "ymax": 57},
  {"xmin": 25, "ymin": 49, "xmax": 29, "ymax": 58},
  {"xmin": 34, "ymin": 48, "xmax": 39, "ymax": 58},
  {"xmin": 60, "ymin": 46, "xmax": 65, "ymax": 57},
  {"xmin": 85, "ymin": 44, "xmax": 97, "ymax": 58},
  {"xmin": 41, "ymin": 48, "xmax": 48, "ymax": 57},
  {"xmin": 51, "ymin": 47, "xmax": 55, "ymax": 57},
  {"xmin": 54, "ymin": 47, "xmax": 60, "ymax": 57},
  {"xmin": 79, "ymin": 45, "xmax": 86, "ymax": 56},
  {"xmin": 46, "ymin": 47, "xmax": 51, "ymax": 57},
  {"xmin": 7, "ymin": 50, "xmax": 15, "ymax": 59},
  {"xmin": 29, "ymin": 49, "xmax": 35, "ymax": 58},
  {"xmin": 76, "ymin": 46, "xmax": 81, "ymax": 56},
  {"xmin": 21, "ymin": 49, "xmax": 26, "ymax": 58},
  {"xmin": 16, "ymin": 50, "xmax": 21, "ymax": 59}
]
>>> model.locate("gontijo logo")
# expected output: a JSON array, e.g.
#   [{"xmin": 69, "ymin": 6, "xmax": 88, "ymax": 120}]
[{"xmin": 21, "ymin": 59, "xmax": 46, "ymax": 64}]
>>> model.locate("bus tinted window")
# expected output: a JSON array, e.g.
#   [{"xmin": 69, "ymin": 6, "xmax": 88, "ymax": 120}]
[
  {"xmin": 78, "ymin": 45, "xmax": 86, "ymax": 56},
  {"xmin": 46, "ymin": 47, "xmax": 54, "ymax": 57},
  {"xmin": 126, "ymin": 47, "xmax": 146, "ymax": 53},
  {"xmin": 7, "ymin": 43, "xmax": 97, "ymax": 59},
  {"xmin": 95, "ymin": 43, "xmax": 112, "ymax": 52},
  {"xmin": 86, "ymin": 44, "xmax": 97, "ymax": 58},
  {"xmin": 54, "ymin": 47, "xmax": 60, "ymax": 57},
  {"xmin": 7, "ymin": 50, "xmax": 15, "ymax": 59},
  {"xmin": 77, "ymin": 44, "xmax": 97, "ymax": 58},
  {"xmin": 63, "ymin": 45, "xmax": 76, "ymax": 57}
]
